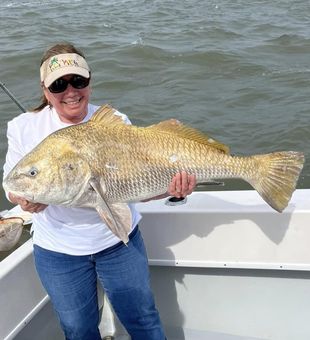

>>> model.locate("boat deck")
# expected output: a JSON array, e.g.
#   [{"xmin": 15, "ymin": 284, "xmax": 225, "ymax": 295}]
[
  {"xmin": 14, "ymin": 299, "xmax": 265, "ymax": 340},
  {"xmin": 2, "ymin": 190, "xmax": 310, "ymax": 340}
]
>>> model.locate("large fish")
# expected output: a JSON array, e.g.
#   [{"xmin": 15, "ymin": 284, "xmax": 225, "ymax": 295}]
[{"xmin": 3, "ymin": 105, "xmax": 305, "ymax": 243}]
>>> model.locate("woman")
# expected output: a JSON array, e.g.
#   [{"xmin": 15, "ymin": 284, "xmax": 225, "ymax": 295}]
[{"xmin": 3, "ymin": 43, "xmax": 196, "ymax": 340}]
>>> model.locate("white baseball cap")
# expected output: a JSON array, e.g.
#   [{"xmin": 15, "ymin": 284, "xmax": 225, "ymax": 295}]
[{"xmin": 40, "ymin": 53, "xmax": 90, "ymax": 87}]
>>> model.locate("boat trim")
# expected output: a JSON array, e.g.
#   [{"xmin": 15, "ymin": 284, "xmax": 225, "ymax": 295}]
[{"xmin": 4, "ymin": 295, "xmax": 49, "ymax": 340}]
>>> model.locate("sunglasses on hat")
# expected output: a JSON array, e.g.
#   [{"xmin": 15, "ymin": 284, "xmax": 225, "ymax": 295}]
[{"xmin": 48, "ymin": 75, "xmax": 90, "ymax": 93}]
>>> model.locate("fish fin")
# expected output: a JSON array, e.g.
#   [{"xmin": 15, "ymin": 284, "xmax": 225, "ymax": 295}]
[
  {"xmin": 248, "ymin": 151, "xmax": 305, "ymax": 212},
  {"xmin": 89, "ymin": 178, "xmax": 131, "ymax": 244},
  {"xmin": 147, "ymin": 119, "xmax": 230, "ymax": 154},
  {"xmin": 90, "ymin": 104, "xmax": 124, "ymax": 125}
]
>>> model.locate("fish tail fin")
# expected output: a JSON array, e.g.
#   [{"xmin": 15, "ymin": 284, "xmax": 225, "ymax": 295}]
[{"xmin": 247, "ymin": 151, "xmax": 304, "ymax": 212}]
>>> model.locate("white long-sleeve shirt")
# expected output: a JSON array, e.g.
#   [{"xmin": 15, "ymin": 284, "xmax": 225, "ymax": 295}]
[{"xmin": 3, "ymin": 104, "xmax": 141, "ymax": 255}]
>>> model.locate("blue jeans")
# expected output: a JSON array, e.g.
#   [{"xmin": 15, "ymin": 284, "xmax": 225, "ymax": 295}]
[{"xmin": 33, "ymin": 226, "xmax": 165, "ymax": 340}]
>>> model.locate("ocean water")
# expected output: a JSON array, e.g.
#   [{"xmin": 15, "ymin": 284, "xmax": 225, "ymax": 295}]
[{"xmin": 0, "ymin": 0, "xmax": 309, "ymax": 214}]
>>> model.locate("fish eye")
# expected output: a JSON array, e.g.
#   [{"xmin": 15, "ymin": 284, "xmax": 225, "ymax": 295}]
[{"xmin": 28, "ymin": 167, "xmax": 38, "ymax": 177}]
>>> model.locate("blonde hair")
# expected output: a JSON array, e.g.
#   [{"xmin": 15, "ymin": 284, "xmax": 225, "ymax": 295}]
[{"xmin": 33, "ymin": 43, "xmax": 87, "ymax": 112}]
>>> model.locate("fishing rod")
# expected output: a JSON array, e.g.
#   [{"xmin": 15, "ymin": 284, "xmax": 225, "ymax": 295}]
[{"xmin": 0, "ymin": 81, "xmax": 26, "ymax": 113}]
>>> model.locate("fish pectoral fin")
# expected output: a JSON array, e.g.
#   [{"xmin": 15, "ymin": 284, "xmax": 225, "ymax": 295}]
[
  {"xmin": 96, "ymin": 202, "xmax": 132, "ymax": 244},
  {"xmin": 89, "ymin": 178, "xmax": 131, "ymax": 244}
]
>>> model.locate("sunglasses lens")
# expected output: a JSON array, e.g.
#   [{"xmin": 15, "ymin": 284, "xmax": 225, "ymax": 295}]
[
  {"xmin": 48, "ymin": 78, "xmax": 68, "ymax": 93},
  {"xmin": 71, "ymin": 75, "xmax": 90, "ymax": 89},
  {"xmin": 48, "ymin": 76, "xmax": 90, "ymax": 93}
]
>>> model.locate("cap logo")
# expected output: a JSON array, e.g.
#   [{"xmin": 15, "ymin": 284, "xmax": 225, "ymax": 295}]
[{"xmin": 48, "ymin": 56, "xmax": 79, "ymax": 72}]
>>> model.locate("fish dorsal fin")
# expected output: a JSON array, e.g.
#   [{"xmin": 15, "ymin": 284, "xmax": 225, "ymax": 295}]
[
  {"xmin": 147, "ymin": 119, "xmax": 230, "ymax": 154},
  {"xmin": 90, "ymin": 104, "xmax": 124, "ymax": 125}
]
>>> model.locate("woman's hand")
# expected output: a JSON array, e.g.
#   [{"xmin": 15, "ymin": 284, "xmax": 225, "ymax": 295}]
[
  {"xmin": 167, "ymin": 171, "xmax": 196, "ymax": 198},
  {"xmin": 143, "ymin": 171, "xmax": 196, "ymax": 202},
  {"xmin": 8, "ymin": 192, "xmax": 47, "ymax": 213}
]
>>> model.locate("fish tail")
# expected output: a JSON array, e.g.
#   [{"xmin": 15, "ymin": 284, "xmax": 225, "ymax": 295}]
[{"xmin": 247, "ymin": 151, "xmax": 305, "ymax": 212}]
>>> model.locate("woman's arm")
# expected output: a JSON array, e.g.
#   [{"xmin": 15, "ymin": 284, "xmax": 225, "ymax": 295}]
[{"xmin": 3, "ymin": 119, "xmax": 47, "ymax": 213}]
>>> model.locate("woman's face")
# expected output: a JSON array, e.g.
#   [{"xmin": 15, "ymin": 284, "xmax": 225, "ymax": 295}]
[{"xmin": 43, "ymin": 74, "xmax": 91, "ymax": 124}]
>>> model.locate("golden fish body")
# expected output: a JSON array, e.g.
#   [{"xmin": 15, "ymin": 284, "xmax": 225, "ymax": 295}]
[{"xmin": 3, "ymin": 105, "xmax": 305, "ymax": 243}]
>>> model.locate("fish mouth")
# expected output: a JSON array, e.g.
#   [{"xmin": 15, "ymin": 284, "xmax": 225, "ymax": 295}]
[{"xmin": 8, "ymin": 190, "xmax": 34, "ymax": 202}]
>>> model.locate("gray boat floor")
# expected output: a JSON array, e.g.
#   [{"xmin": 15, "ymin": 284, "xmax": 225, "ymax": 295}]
[
  {"xmin": 107, "ymin": 331, "xmax": 264, "ymax": 340},
  {"xmin": 113, "ymin": 331, "xmax": 264, "ymax": 340},
  {"xmin": 168, "ymin": 329, "xmax": 265, "ymax": 340},
  {"xmin": 14, "ymin": 301, "xmax": 265, "ymax": 340}
]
